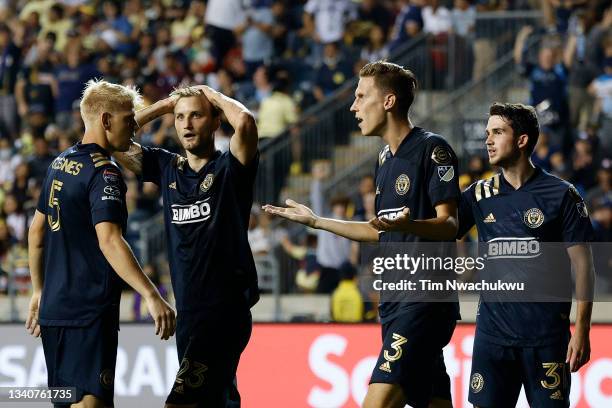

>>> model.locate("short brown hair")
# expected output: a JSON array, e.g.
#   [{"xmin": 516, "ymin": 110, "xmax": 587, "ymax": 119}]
[
  {"xmin": 170, "ymin": 86, "xmax": 220, "ymax": 117},
  {"xmin": 359, "ymin": 61, "xmax": 418, "ymax": 116},
  {"xmin": 489, "ymin": 102, "xmax": 540, "ymax": 154}
]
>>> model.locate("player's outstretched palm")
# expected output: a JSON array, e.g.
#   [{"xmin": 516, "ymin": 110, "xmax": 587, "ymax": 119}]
[
  {"xmin": 145, "ymin": 295, "xmax": 176, "ymax": 341},
  {"xmin": 263, "ymin": 199, "xmax": 318, "ymax": 228}
]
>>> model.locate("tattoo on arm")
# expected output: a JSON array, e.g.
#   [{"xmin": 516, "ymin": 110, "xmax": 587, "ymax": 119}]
[{"xmin": 115, "ymin": 143, "xmax": 143, "ymax": 175}]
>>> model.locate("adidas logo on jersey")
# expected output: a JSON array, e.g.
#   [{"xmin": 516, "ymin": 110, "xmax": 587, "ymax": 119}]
[
  {"xmin": 169, "ymin": 182, "xmax": 176, "ymax": 190},
  {"xmin": 483, "ymin": 213, "xmax": 496, "ymax": 223},
  {"xmin": 171, "ymin": 199, "xmax": 212, "ymax": 224},
  {"xmin": 550, "ymin": 390, "xmax": 563, "ymax": 400},
  {"xmin": 379, "ymin": 361, "xmax": 391, "ymax": 373}
]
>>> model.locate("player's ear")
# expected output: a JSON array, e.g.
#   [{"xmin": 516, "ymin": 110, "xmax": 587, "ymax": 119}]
[
  {"xmin": 101, "ymin": 112, "xmax": 112, "ymax": 131},
  {"xmin": 517, "ymin": 133, "xmax": 529, "ymax": 150},
  {"xmin": 383, "ymin": 93, "xmax": 396, "ymax": 111}
]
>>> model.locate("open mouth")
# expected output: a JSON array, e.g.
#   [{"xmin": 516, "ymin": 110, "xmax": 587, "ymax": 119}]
[{"xmin": 183, "ymin": 133, "xmax": 196, "ymax": 139}]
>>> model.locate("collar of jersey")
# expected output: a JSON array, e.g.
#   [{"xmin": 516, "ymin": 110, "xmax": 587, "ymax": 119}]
[
  {"xmin": 388, "ymin": 127, "xmax": 424, "ymax": 158},
  {"xmin": 74, "ymin": 142, "xmax": 110, "ymax": 157},
  {"xmin": 498, "ymin": 165, "xmax": 542, "ymax": 192},
  {"xmin": 182, "ymin": 150, "xmax": 222, "ymax": 175}
]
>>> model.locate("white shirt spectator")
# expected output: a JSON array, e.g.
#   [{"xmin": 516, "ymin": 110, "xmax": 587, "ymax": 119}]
[
  {"xmin": 592, "ymin": 74, "xmax": 612, "ymax": 116},
  {"xmin": 451, "ymin": 6, "xmax": 476, "ymax": 37},
  {"xmin": 304, "ymin": 0, "xmax": 357, "ymax": 44},
  {"xmin": 422, "ymin": 6, "xmax": 452, "ymax": 35},
  {"xmin": 205, "ymin": 0, "xmax": 246, "ymax": 31}
]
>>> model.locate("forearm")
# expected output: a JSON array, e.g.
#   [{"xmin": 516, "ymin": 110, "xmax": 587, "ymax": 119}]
[
  {"xmin": 402, "ymin": 216, "xmax": 458, "ymax": 240},
  {"xmin": 113, "ymin": 142, "xmax": 143, "ymax": 175},
  {"xmin": 204, "ymin": 87, "xmax": 253, "ymax": 131},
  {"xmin": 135, "ymin": 98, "xmax": 174, "ymax": 129},
  {"xmin": 100, "ymin": 235, "xmax": 159, "ymax": 299},
  {"xmin": 575, "ymin": 301, "xmax": 592, "ymax": 333},
  {"xmin": 314, "ymin": 217, "xmax": 379, "ymax": 242},
  {"xmin": 28, "ymin": 245, "xmax": 44, "ymax": 293}
]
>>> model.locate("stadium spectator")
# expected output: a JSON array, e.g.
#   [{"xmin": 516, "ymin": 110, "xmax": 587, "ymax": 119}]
[
  {"xmin": 3, "ymin": 194, "xmax": 26, "ymax": 242},
  {"xmin": 532, "ymin": 127, "xmax": 565, "ymax": 174},
  {"xmin": 205, "ymin": 0, "xmax": 246, "ymax": 68},
  {"xmin": 54, "ymin": 46, "xmax": 99, "ymax": 130},
  {"xmin": 451, "ymin": 0, "xmax": 476, "ymax": 37},
  {"xmin": 235, "ymin": 2, "xmax": 275, "ymax": 77},
  {"xmin": 586, "ymin": 159, "xmax": 612, "ymax": 212},
  {"xmin": 0, "ymin": 24, "xmax": 21, "ymax": 139},
  {"xmin": 248, "ymin": 207, "xmax": 272, "ymax": 256},
  {"xmin": 422, "ymin": 0, "xmax": 452, "ymax": 35},
  {"xmin": 589, "ymin": 41, "xmax": 612, "ymax": 153},
  {"xmin": 352, "ymin": 174, "xmax": 376, "ymax": 221},
  {"xmin": 0, "ymin": 138, "xmax": 22, "ymax": 187},
  {"xmin": 39, "ymin": 3, "xmax": 71, "ymax": 53},
  {"xmin": 388, "ymin": 0, "xmax": 424, "ymax": 52},
  {"xmin": 258, "ymin": 70, "xmax": 298, "ymax": 138},
  {"xmin": 310, "ymin": 163, "xmax": 352, "ymax": 294},
  {"xmin": 28, "ymin": 138, "xmax": 54, "ymax": 184},
  {"xmin": 330, "ymin": 262, "xmax": 364, "ymax": 322},
  {"xmin": 96, "ymin": 0, "xmax": 134, "ymax": 55},
  {"xmin": 514, "ymin": 26, "xmax": 571, "ymax": 152},
  {"xmin": 313, "ymin": 42, "xmax": 353, "ymax": 102},
  {"xmin": 571, "ymin": 139, "xmax": 598, "ymax": 193},
  {"xmin": 360, "ymin": 25, "xmax": 390, "ymax": 63}
]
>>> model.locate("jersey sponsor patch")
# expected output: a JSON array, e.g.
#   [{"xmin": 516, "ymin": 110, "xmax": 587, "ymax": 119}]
[
  {"xmin": 437, "ymin": 165, "xmax": 454, "ymax": 182},
  {"xmin": 103, "ymin": 185, "xmax": 120, "ymax": 196},
  {"xmin": 523, "ymin": 208, "xmax": 545, "ymax": 228},
  {"xmin": 171, "ymin": 198, "xmax": 212, "ymax": 224},
  {"xmin": 395, "ymin": 174, "xmax": 410, "ymax": 195},
  {"xmin": 431, "ymin": 145, "xmax": 452, "ymax": 165},
  {"xmin": 103, "ymin": 169, "xmax": 120, "ymax": 185}
]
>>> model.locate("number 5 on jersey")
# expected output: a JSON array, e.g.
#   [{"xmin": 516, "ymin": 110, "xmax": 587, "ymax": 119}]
[{"xmin": 48, "ymin": 179, "xmax": 63, "ymax": 231}]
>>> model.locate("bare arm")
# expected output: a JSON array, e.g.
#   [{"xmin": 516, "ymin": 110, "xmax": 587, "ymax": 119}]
[
  {"xmin": 114, "ymin": 98, "xmax": 176, "ymax": 175},
  {"xmin": 263, "ymin": 199, "xmax": 379, "ymax": 242},
  {"xmin": 25, "ymin": 210, "xmax": 45, "ymax": 337},
  {"xmin": 96, "ymin": 221, "xmax": 176, "ymax": 339},
  {"xmin": 514, "ymin": 26, "xmax": 533, "ymax": 65},
  {"xmin": 369, "ymin": 200, "xmax": 458, "ymax": 240},
  {"xmin": 563, "ymin": 34, "xmax": 577, "ymax": 69},
  {"xmin": 566, "ymin": 244, "xmax": 594, "ymax": 372},
  {"xmin": 196, "ymin": 85, "xmax": 258, "ymax": 166}
]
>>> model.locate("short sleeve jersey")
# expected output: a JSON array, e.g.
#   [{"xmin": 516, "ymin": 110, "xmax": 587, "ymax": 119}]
[
  {"xmin": 374, "ymin": 127, "xmax": 461, "ymax": 323},
  {"xmin": 37, "ymin": 143, "xmax": 127, "ymax": 327},
  {"xmin": 457, "ymin": 167, "xmax": 594, "ymax": 346},
  {"xmin": 141, "ymin": 147, "xmax": 259, "ymax": 313}
]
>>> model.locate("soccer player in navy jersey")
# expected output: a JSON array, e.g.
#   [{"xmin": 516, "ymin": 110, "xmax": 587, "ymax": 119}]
[
  {"xmin": 113, "ymin": 86, "xmax": 258, "ymax": 408},
  {"xmin": 26, "ymin": 80, "xmax": 176, "ymax": 408},
  {"xmin": 457, "ymin": 103, "xmax": 594, "ymax": 407},
  {"xmin": 264, "ymin": 61, "xmax": 460, "ymax": 408}
]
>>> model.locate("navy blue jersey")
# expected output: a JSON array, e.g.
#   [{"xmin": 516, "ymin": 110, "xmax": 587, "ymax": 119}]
[
  {"xmin": 458, "ymin": 167, "xmax": 594, "ymax": 346},
  {"xmin": 141, "ymin": 147, "xmax": 259, "ymax": 313},
  {"xmin": 36, "ymin": 143, "xmax": 127, "ymax": 327},
  {"xmin": 374, "ymin": 127, "xmax": 461, "ymax": 323}
]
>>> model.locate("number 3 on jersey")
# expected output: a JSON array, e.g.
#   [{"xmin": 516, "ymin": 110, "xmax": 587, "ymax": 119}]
[{"xmin": 47, "ymin": 179, "xmax": 63, "ymax": 231}]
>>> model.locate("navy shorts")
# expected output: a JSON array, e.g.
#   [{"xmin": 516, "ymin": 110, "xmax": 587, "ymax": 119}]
[
  {"xmin": 469, "ymin": 332, "xmax": 571, "ymax": 408},
  {"xmin": 370, "ymin": 305, "xmax": 457, "ymax": 408},
  {"xmin": 41, "ymin": 309, "xmax": 119, "ymax": 407},
  {"xmin": 166, "ymin": 309, "xmax": 252, "ymax": 407}
]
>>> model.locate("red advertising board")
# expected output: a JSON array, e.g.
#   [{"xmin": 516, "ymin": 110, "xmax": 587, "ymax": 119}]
[{"xmin": 238, "ymin": 324, "xmax": 612, "ymax": 408}]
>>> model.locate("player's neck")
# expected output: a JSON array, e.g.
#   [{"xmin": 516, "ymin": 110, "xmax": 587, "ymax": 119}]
[
  {"xmin": 185, "ymin": 147, "xmax": 215, "ymax": 173},
  {"xmin": 501, "ymin": 158, "xmax": 536, "ymax": 190},
  {"xmin": 382, "ymin": 117, "xmax": 412, "ymax": 154},
  {"xmin": 82, "ymin": 130, "xmax": 113, "ymax": 153}
]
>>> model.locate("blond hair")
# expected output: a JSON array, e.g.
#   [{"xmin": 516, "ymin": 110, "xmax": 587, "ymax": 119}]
[
  {"xmin": 80, "ymin": 79, "xmax": 142, "ymax": 123},
  {"xmin": 169, "ymin": 86, "xmax": 220, "ymax": 117}
]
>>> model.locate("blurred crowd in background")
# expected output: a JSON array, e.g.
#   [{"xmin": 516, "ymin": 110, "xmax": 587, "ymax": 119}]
[{"xmin": 0, "ymin": 0, "xmax": 610, "ymax": 322}]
